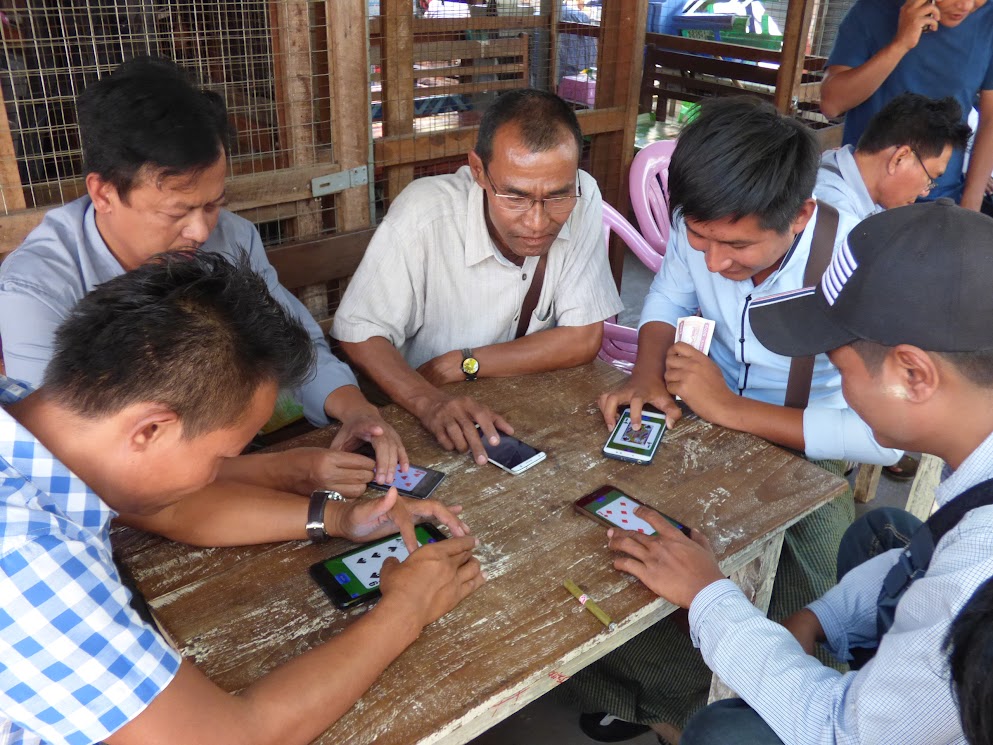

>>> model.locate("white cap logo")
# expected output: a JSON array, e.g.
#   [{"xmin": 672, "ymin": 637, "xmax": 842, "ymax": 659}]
[{"xmin": 821, "ymin": 238, "xmax": 859, "ymax": 306}]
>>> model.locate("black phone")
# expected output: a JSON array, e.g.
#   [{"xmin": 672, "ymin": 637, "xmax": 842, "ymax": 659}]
[
  {"xmin": 573, "ymin": 484, "xmax": 691, "ymax": 537},
  {"xmin": 355, "ymin": 443, "xmax": 446, "ymax": 499},
  {"xmin": 309, "ymin": 524, "xmax": 447, "ymax": 609}
]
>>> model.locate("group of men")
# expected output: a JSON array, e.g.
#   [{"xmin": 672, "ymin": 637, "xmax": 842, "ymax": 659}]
[{"xmin": 2, "ymin": 13, "xmax": 993, "ymax": 744}]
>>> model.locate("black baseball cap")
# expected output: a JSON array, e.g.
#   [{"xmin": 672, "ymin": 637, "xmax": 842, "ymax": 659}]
[{"xmin": 750, "ymin": 199, "xmax": 993, "ymax": 357}]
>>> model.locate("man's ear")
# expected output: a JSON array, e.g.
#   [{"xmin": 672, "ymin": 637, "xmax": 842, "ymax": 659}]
[
  {"xmin": 467, "ymin": 150, "xmax": 485, "ymax": 185},
  {"xmin": 127, "ymin": 405, "xmax": 183, "ymax": 453},
  {"xmin": 886, "ymin": 145, "xmax": 913, "ymax": 176},
  {"xmin": 888, "ymin": 344, "xmax": 940, "ymax": 402},
  {"xmin": 86, "ymin": 173, "xmax": 118, "ymax": 213},
  {"xmin": 790, "ymin": 198, "xmax": 817, "ymax": 235}
]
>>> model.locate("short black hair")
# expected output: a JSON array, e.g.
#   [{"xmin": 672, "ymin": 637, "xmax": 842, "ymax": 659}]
[
  {"xmin": 77, "ymin": 56, "xmax": 233, "ymax": 201},
  {"xmin": 851, "ymin": 339, "xmax": 993, "ymax": 388},
  {"xmin": 946, "ymin": 577, "xmax": 993, "ymax": 745},
  {"xmin": 474, "ymin": 89, "xmax": 584, "ymax": 168},
  {"xmin": 857, "ymin": 93, "xmax": 972, "ymax": 160},
  {"xmin": 43, "ymin": 251, "xmax": 315, "ymax": 438},
  {"xmin": 668, "ymin": 96, "xmax": 820, "ymax": 234}
]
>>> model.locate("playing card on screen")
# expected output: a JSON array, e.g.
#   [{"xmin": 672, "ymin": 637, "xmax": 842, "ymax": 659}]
[
  {"xmin": 676, "ymin": 316, "xmax": 716, "ymax": 356},
  {"xmin": 343, "ymin": 536, "xmax": 410, "ymax": 588},
  {"xmin": 596, "ymin": 496, "xmax": 658, "ymax": 535}
]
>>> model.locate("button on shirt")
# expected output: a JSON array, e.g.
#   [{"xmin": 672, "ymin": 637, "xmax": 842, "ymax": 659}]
[
  {"xmin": 0, "ymin": 376, "xmax": 181, "ymax": 745},
  {"xmin": 688, "ymin": 429, "xmax": 993, "ymax": 744},
  {"xmin": 814, "ymin": 145, "xmax": 883, "ymax": 221},
  {"xmin": 0, "ymin": 198, "xmax": 356, "ymax": 426},
  {"xmin": 331, "ymin": 166, "xmax": 624, "ymax": 370},
  {"xmin": 639, "ymin": 206, "xmax": 899, "ymax": 464}
]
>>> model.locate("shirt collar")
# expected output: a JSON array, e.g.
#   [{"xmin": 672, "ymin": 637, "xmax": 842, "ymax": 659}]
[
  {"xmin": 463, "ymin": 167, "xmax": 575, "ymax": 267},
  {"xmin": 835, "ymin": 145, "xmax": 883, "ymax": 218},
  {"xmin": 935, "ymin": 428, "xmax": 993, "ymax": 508},
  {"xmin": 0, "ymin": 375, "xmax": 116, "ymax": 529},
  {"xmin": 82, "ymin": 197, "xmax": 126, "ymax": 273}
]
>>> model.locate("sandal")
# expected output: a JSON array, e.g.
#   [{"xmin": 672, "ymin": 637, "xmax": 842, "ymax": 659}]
[{"xmin": 883, "ymin": 454, "xmax": 919, "ymax": 482}]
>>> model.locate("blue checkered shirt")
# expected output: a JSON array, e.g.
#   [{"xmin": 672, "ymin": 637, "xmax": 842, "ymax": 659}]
[{"xmin": 0, "ymin": 376, "xmax": 181, "ymax": 745}]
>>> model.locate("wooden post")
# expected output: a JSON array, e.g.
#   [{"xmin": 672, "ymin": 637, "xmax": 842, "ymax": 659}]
[
  {"xmin": 327, "ymin": 0, "xmax": 373, "ymax": 231},
  {"xmin": 0, "ymin": 83, "xmax": 27, "ymax": 213},
  {"xmin": 853, "ymin": 463, "xmax": 882, "ymax": 504},
  {"xmin": 270, "ymin": 0, "xmax": 326, "ymax": 318},
  {"xmin": 906, "ymin": 454, "xmax": 943, "ymax": 521},
  {"xmin": 588, "ymin": 0, "xmax": 649, "ymax": 284},
  {"xmin": 381, "ymin": 0, "xmax": 415, "ymax": 203},
  {"xmin": 773, "ymin": 0, "xmax": 816, "ymax": 115}
]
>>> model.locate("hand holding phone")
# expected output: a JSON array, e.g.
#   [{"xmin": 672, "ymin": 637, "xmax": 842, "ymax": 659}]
[
  {"xmin": 357, "ymin": 443, "xmax": 446, "ymax": 499},
  {"xmin": 603, "ymin": 407, "xmax": 666, "ymax": 465},
  {"xmin": 574, "ymin": 485, "xmax": 690, "ymax": 537},
  {"xmin": 478, "ymin": 428, "xmax": 546, "ymax": 475}
]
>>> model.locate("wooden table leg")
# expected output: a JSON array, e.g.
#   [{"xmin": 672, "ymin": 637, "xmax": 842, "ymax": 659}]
[
  {"xmin": 707, "ymin": 532, "xmax": 786, "ymax": 703},
  {"xmin": 905, "ymin": 454, "xmax": 944, "ymax": 521},
  {"xmin": 853, "ymin": 464, "xmax": 882, "ymax": 504}
]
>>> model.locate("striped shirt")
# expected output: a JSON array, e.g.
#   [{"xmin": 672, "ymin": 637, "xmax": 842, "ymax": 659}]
[
  {"xmin": 0, "ymin": 377, "xmax": 180, "ymax": 745},
  {"xmin": 688, "ymin": 430, "xmax": 993, "ymax": 744}
]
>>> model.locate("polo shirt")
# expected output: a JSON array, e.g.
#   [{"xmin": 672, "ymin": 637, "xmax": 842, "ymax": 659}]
[
  {"xmin": 0, "ymin": 198, "xmax": 356, "ymax": 426},
  {"xmin": 0, "ymin": 376, "xmax": 181, "ymax": 745},
  {"xmin": 332, "ymin": 166, "xmax": 624, "ymax": 369}
]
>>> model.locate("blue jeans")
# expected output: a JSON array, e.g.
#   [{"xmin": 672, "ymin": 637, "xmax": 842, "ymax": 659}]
[{"xmin": 680, "ymin": 508, "xmax": 923, "ymax": 743}]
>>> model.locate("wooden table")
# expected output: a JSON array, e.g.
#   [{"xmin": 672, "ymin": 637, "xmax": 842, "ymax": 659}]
[{"xmin": 112, "ymin": 361, "xmax": 847, "ymax": 745}]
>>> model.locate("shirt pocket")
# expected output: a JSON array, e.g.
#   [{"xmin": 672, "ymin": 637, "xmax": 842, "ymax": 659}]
[{"xmin": 526, "ymin": 303, "xmax": 556, "ymax": 335}]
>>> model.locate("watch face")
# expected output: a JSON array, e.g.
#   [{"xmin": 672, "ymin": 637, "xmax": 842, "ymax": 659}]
[{"xmin": 462, "ymin": 357, "xmax": 479, "ymax": 375}]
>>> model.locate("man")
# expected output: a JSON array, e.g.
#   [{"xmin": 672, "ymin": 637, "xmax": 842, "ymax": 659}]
[
  {"xmin": 0, "ymin": 56, "xmax": 406, "ymax": 498},
  {"xmin": 946, "ymin": 577, "xmax": 993, "ymax": 745},
  {"xmin": 816, "ymin": 92, "xmax": 972, "ymax": 219},
  {"xmin": 816, "ymin": 91, "xmax": 971, "ymax": 481},
  {"xmin": 0, "ymin": 251, "xmax": 484, "ymax": 745},
  {"xmin": 820, "ymin": 0, "xmax": 993, "ymax": 208},
  {"xmin": 563, "ymin": 97, "xmax": 898, "ymax": 742},
  {"xmin": 333, "ymin": 89, "xmax": 623, "ymax": 465},
  {"xmin": 605, "ymin": 200, "xmax": 993, "ymax": 744}
]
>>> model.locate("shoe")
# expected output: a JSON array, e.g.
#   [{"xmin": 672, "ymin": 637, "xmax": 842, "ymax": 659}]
[
  {"xmin": 882, "ymin": 454, "xmax": 920, "ymax": 482},
  {"xmin": 579, "ymin": 712, "xmax": 652, "ymax": 742}
]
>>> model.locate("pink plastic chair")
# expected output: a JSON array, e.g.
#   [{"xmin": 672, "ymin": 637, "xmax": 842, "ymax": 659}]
[
  {"xmin": 598, "ymin": 202, "xmax": 662, "ymax": 373},
  {"xmin": 629, "ymin": 139, "xmax": 677, "ymax": 256}
]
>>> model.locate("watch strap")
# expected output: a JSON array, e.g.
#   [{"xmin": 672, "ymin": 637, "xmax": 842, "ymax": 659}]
[{"xmin": 306, "ymin": 489, "xmax": 345, "ymax": 542}]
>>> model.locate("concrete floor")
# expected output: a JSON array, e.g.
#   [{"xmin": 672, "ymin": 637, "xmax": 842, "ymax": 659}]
[{"xmin": 465, "ymin": 256, "xmax": 915, "ymax": 745}]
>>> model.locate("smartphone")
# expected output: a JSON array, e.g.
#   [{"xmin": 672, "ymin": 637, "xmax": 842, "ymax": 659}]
[
  {"xmin": 356, "ymin": 443, "xmax": 446, "ymax": 499},
  {"xmin": 309, "ymin": 523, "xmax": 447, "ymax": 609},
  {"xmin": 478, "ymin": 428, "xmax": 546, "ymax": 475},
  {"xmin": 602, "ymin": 406, "xmax": 666, "ymax": 465},
  {"xmin": 573, "ymin": 484, "xmax": 691, "ymax": 537}
]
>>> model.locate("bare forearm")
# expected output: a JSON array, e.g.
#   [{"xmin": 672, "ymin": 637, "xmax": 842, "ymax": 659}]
[
  {"xmin": 820, "ymin": 52, "xmax": 906, "ymax": 118},
  {"xmin": 340, "ymin": 337, "xmax": 441, "ymax": 417},
  {"xmin": 716, "ymin": 396, "xmax": 806, "ymax": 451},
  {"xmin": 115, "ymin": 481, "xmax": 308, "ymax": 546},
  {"xmin": 962, "ymin": 97, "xmax": 993, "ymax": 210},
  {"xmin": 473, "ymin": 323, "xmax": 603, "ymax": 378},
  {"xmin": 217, "ymin": 453, "xmax": 309, "ymax": 495},
  {"xmin": 632, "ymin": 321, "xmax": 677, "ymax": 381},
  {"xmin": 323, "ymin": 383, "xmax": 378, "ymax": 422}
]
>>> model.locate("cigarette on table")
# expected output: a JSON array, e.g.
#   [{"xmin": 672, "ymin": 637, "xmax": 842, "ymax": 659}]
[{"xmin": 564, "ymin": 579, "xmax": 617, "ymax": 632}]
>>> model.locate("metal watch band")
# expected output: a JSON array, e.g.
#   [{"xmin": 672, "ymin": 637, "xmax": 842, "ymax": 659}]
[{"xmin": 306, "ymin": 489, "xmax": 345, "ymax": 542}]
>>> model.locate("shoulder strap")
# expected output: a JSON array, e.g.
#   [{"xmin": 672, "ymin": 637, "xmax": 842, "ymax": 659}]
[
  {"xmin": 875, "ymin": 475, "xmax": 993, "ymax": 638},
  {"xmin": 783, "ymin": 201, "xmax": 840, "ymax": 409},
  {"xmin": 515, "ymin": 253, "xmax": 548, "ymax": 340}
]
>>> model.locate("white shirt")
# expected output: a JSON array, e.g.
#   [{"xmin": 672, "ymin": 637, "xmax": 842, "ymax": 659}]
[
  {"xmin": 689, "ymin": 428, "xmax": 993, "ymax": 744},
  {"xmin": 639, "ymin": 206, "xmax": 899, "ymax": 465},
  {"xmin": 332, "ymin": 166, "xmax": 623, "ymax": 369},
  {"xmin": 814, "ymin": 145, "xmax": 883, "ymax": 221}
]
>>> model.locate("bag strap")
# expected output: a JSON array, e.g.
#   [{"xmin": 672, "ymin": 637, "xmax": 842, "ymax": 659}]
[
  {"xmin": 515, "ymin": 253, "xmax": 548, "ymax": 339},
  {"xmin": 875, "ymin": 475, "xmax": 993, "ymax": 637},
  {"xmin": 784, "ymin": 201, "xmax": 839, "ymax": 409}
]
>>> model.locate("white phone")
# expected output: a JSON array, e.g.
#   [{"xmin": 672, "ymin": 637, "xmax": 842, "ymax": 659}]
[
  {"xmin": 602, "ymin": 407, "xmax": 666, "ymax": 465},
  {"xmin": 479, "ymin": 429, "xmax": 546, "ymax": 475}
]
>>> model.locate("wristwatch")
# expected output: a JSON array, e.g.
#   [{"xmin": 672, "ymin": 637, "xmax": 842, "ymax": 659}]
[
  {"xmin": 306, "ymin": 489, "xmax": 346, "ymax": 542},
  {"xmin": 461, "ymin": 348, "xmax": 479, "ymax": 381}
]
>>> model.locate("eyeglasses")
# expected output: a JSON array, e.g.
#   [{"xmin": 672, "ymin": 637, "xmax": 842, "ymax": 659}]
[
  {"xmin": 911, "ymin": 150, "xmax": 939, "ymax": 192},
  {"xmin": 483, "ymin": 167, "xmax": 581, "ymax": 214}
]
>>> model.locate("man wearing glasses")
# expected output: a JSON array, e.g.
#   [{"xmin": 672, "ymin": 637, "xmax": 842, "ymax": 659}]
[
  {"xmin": 815, "ymin": 93, "xmax": 971, "ymax": 221},
  {"xmin": 333, "ymin": 89, "xmax": 622, "ymax": 463}
]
